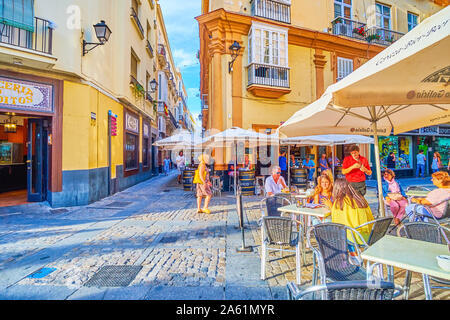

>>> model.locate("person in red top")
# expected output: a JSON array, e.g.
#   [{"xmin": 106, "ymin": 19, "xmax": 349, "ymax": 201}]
[{"xmin": 342, "ymin": 145, "xmax": 372, "ymax": 196}]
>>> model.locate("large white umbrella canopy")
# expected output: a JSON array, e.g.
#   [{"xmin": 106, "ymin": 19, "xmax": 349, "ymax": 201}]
[
  {"xmin": 154, "ymin": 129, "xmax": 203, "ymax": 150},
  {"xmin": 279, "ymin": 7, "xmax": 450, "ymax": 217}
]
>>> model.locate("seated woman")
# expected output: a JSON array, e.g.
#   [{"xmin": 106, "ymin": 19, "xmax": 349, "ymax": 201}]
[
  {"xmin": 405, "ymin": 171, "xmax": 450, "ymax": 222},
  {"xmin": 309, "ymin": 173, "xmax": 334, "ymax": 225},
  {"xmin": 382, "ymin": 169, "xmax": 408, "ymax": 225},
  {"xmin": 323, "ymin": 178, "xmax": 374, "ymax": 255}
]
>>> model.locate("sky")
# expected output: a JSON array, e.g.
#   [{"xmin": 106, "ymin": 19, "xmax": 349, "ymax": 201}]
[{"xmin": 159, "ymin": 0, "xmax": 202, "ymax": 133}]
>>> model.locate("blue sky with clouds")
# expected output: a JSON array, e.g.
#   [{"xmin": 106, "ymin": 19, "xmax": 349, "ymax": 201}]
[{"xmin": 159, "ymin": 0, "xmax": 201, "ymax": 130}]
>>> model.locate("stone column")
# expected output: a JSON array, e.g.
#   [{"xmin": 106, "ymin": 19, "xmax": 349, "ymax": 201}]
[{"xmin": 314, "ymin": 49, "xmax": 328, "ymax": 99}]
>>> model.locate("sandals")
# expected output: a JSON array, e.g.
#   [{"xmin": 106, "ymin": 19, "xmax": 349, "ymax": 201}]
[
  {"xmin": 202, "ymin": 208, "xmax": 211, "ymax": 214},
  {"xmin": 197, "ymin": 209, "xmax": 203, "ymax": 214}
]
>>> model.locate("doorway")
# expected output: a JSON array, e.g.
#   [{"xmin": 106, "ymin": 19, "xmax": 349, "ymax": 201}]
[{"xmin": 0, "ymin": 114, "xmax": 49, "ymax": 207}]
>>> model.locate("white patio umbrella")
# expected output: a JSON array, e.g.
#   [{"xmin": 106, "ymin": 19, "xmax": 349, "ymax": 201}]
[
  {"xmin": 279, "ymin": 6, "xmax": 450, "ymax": 217},
  {"xmin": 153, "ymin": 129, "xmax": 203, "ymax": 150},
  {"xmin": 201, "ymin": 127, "xmax": 277, "ymax": 195},
  {"xmin": 280, "ymin": 135, "xmax": 374, "ymax": 188}
]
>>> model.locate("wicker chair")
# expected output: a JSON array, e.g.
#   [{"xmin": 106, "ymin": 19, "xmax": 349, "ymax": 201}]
[
  {"xmin": 287, "ymin": 280, "xmax": 403, "ymax": 300},
  {"xmin": 261, "ymin": 216, "xmax": 303, "ymax": 285},
  {"xmin": 307, "ymin": 223, "xmax": 369, "ymax": 286},
  {"xmin": 355, "ymin": 217, "xmax": 393, "ymax": 246},
  {"xmin": 400, "ymin": 222, "xmax": 450, "ymax": 300},
  {"xmin": 260, "ymin": 195, "xmax": 291, "ymax": 218}
]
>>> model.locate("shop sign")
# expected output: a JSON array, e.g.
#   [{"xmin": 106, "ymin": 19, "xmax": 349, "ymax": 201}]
[
  {"xmin": 0, "ymin": 77, "xmax": 53, "ymax": 113},
  {"xmin": 143, "ymin": 123, "xmax": 149, "ymax": 138},
  {"xmin": 438, "ymin": 126, "xmax": 450, "ymax": 136},
  {"xmin": 126, "ymin": 112, "xmax": 139, "ymax": 134},
  {"xmin": 419, "ymin": 126, "xmax": 439, "ymax": 135}
]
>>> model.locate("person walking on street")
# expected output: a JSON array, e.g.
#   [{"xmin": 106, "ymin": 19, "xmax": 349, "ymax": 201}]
[
  {"xmin": 176, "ymin": 151, "xmax": 186, "ymax": 184},
  {"xmin": 193, "ymin": 154, "xmax": 213, "ymax": 214},
  {"xmin": 342, "ymin": 145, "xmax": 372, "ymax": 197},
  {"xmin": 163, "ymin": 155, "xmax": 171, "ymax": 176},
  {"xmin": 416, "ymin": 149, "xmax": 426, "ymax": 178},
  {"xmin": 431, "ymin": 152, "xmax": 442, "ymax": 174}
]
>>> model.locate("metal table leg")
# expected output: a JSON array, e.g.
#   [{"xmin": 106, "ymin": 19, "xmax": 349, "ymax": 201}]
[{"xmin": 422, "ymin": 274, "xmax": 433, "ymax": 300}]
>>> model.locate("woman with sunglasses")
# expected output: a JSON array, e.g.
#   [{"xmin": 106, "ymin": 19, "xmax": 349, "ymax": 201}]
[{"xmin": 382, "ymin": 169, "xmax": 408, "ymax": 225}]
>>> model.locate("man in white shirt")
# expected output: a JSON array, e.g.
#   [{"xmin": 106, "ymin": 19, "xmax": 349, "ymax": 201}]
[
  {"xmin": 176, "ymin": 151, "xmax": 186, "ymax": 184},
  {"xmin": 265, "ymin": 166, "xmax": 288, "ymax": 196}
]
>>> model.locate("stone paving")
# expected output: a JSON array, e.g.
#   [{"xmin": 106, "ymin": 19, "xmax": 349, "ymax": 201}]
[{"xmin": 0, "ymin": 172, "xmax": 447, "ymax": 300}]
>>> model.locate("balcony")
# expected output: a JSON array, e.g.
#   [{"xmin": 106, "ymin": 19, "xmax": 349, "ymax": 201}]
[
  {"xmin": 157, "ymin": 101, "xmax": 167, "ymax": 115},
  {"xmin": 146, "ymin": 40, "xmax": 154, "ymax": 58},
  {"xmin": 331, "ymin": 17, "xmax": 366, "ymax": 41},
  {"xmin": 365, "ymin": 27, "xmax": 405, "ymax": 46},
  {"xmin": 168, "ymin": 109, "xmax": 178, "ymax": 129},
  {"xmin": 251, "ymin": 0, "xmax": 291, "ymax": 24},
  {"xmin": 0, "ymin": 17, "xmax": 53, "ymax": 55},
  {"xmin": 130, "ymin": 7, "xmax": 145, "ymax": 39},
  {"xmin": 247, "ymin": 63, "xmax": 291, "ymax": 98}
]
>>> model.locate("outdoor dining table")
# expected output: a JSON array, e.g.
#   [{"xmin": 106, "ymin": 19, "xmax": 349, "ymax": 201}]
[
  {"xmin": 405, "ymin": 189, "xmax": 430, "ymax": 205},
  {"xmin": 361, "ymin": 235, "xmax": 450, "ymax": 300}
]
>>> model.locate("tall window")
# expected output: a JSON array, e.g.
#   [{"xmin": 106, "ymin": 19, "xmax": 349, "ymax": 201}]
[
  {"xmin": 124, "ymin": 111, "xmax": 140, "ymax": 172},
  {"xmin": 248, "ymin": 22, "xmax": 288, "ymax": 67},
  {"xmin": 376, "ymin": 3, "xmax": 391, "ymax": 30},
  {"xmin": 334, "ymin": 0, "xmax": 352, "ymax": 19},
  {"xmin": 337, "ymin": 57, "xmax": 353, "ymax": 82},
  {"xmin": 0, "ymin": 0, "xmax": 35, "ymax": 32},
  {"xmin": 131, "ymin": 50, "xmax": 138, "ymax": 79},
  {"xmin": 407, "ymin": 12, "xmax": 418, "ymax": 32}
]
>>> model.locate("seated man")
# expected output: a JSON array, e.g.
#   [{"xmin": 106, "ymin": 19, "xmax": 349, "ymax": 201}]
[
  {"xmin": 265, "ymin": 165, "xmax": 287, "ymax": 196},
  {"xmin": 302, "ymin": 155, "xmax": 316, "ymax": 181}
]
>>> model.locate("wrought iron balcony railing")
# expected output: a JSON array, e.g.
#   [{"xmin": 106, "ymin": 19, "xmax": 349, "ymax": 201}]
[
  {"xmin": 251, "ymin": 0, "xmax": 291, "ymax": 24},
  {"xmin": 331, "ymin": 16, "xmax": 367, "ymax": 41},
  {"xmin": 365, "ymin": 26, "xmax": 405, "ymax": 46},
  {"xmin": 248, "ymin": 63, "xmax": 290, "ymax": 88},
  {"xmin": 130, "ymin": 7, "xmax": 145, "ymax": 38},
  {"xmin": 146, "ymin": 40, "xmax": 154, "ymax": 57},
  {"xmin": 0, "ymin": 17, "xmax": 53, "ymax": 54}
]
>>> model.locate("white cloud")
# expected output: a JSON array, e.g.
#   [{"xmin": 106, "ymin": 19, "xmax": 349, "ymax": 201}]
[{"xmin": 173, "ymin": 49, "xmax": 199, "ymax": 69}]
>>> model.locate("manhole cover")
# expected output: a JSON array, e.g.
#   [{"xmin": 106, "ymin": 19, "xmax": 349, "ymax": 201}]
[
  {"xmin": 84, "ymin": 265, "xmax": 142, "ymax": 287},
  {"xmin": 160, "ymin": 236, "xmax": 178, "ymax": 243},
  {"xmin": 105, "ymin": 201, "xmax": 132, "ymax": 208}
]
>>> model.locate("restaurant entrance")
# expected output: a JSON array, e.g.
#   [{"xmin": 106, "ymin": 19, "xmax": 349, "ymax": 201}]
[{"xmin": 0, "ymin": 114, "xmax": 50, "ymax": 207}]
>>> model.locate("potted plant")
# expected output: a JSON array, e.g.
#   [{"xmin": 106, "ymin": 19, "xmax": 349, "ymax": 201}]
[{"xmin": 353, "ymin": 26, "xmax": 366, "ymax": 37}]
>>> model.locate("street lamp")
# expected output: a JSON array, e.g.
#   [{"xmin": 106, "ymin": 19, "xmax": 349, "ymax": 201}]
[
  {"xmin": 83, "ymin": 20, "xmax": 112, "ymax": 56},
  {"xmin": 149, "ymin": 79, "xmax": 158, "ymax": 93},
  {"xmin": 228, "ymin": 41, "xmax": 242, "ymax": 73}
]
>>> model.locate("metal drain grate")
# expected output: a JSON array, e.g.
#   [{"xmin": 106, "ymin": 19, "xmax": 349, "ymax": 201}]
[
  {"xmin": 105, "ymin": 201, "xmax": 133, "ymax": 208},
  {"xmin": 84, "ymin": 265, "xmax": 142, "ymax": 287},
  {"xmin": 50, "ymin": 208, "xmax": 69, "ymax": 214}
]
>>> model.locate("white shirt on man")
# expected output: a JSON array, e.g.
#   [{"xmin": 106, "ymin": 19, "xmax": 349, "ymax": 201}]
[
  {"xmin": 265, "ymin": 175, "xmax": 286, "ymax": 195},
  {"xmin": 176, "ymin": 155, "xmax": 185, "ymax": 168}
]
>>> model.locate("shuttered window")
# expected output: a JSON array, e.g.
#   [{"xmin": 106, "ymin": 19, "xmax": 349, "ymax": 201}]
[
  {"xmin": 0, "ymin": 0, "xmax": 34, "ymax": 32},
  {"xmin": 248, "ymin": 22, "xmax": 288, "ymax": 67},
  {"xmin": 337, "ymin": 57, "xmax": 353, "ymax": 82}
]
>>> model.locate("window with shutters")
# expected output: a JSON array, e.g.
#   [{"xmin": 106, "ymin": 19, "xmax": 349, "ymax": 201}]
[
  {"xmin": 337, "ymin": 57, "xmax": 353, "ymax": 82},
  {"xmin": 407, "ymin": 12, "xmax": 418, "ymax": 32},
  {"xmin": 247, "ymin": 22, "xmax": 290, "ymax": 89},
  {"xmin": 376, "ymin": 3, "xmax": 391, "ymax": 30}
]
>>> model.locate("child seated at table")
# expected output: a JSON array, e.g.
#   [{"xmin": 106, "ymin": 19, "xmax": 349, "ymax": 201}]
[{"xmin": 309, "ymin": 173, "xmax": 334, "ymax": 225}]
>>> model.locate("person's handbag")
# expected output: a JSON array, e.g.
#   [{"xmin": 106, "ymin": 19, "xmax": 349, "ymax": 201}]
[
  {"xmin": 387, "ymin": 193, "xmax": 404, "ymax": 201},
  {"xmin": 193, "ymin": 168, "xmax": 203, "ymax": 184}
]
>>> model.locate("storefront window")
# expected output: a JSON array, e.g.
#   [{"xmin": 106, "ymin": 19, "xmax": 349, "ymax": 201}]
[
  {"xmin": 125, "ymin": 133, "xmax": 139, "ymax": 170},
  {"xmin": 379, "ymin": 136, "xmax": 412, "ymax": 170},
  {"xmin": 433, "ymin": 137, "xmax": 450, "ymax": 168}
]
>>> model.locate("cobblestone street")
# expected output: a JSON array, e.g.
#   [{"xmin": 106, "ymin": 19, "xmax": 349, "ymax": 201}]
[{"xmin": 0, "ymin": 172, "xmax": 448, "ymax": 300}]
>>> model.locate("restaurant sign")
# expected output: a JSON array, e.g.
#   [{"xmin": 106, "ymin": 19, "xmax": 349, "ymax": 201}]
[
  {"xmin": 0, "ymin": 77, "xmax": 53, "ymax": 113},
  {"xmin": 126, "ymin": 112, "xmax": 139, "ymax": 134}
]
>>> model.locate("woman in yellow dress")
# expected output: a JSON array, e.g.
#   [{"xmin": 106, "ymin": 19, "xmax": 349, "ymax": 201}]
[
  {"xmin": 323, "ymin": 178, "xmax": 374, "ymax": 254},
  {"xmin": 193, "ymin": 154, "xmax": 213, "ymax": 214}
]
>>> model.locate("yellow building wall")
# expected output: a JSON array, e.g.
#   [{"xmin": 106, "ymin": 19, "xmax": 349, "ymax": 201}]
[{"xmin": 62, "ymin": 81, "xmax": 124, "ymax": 179}]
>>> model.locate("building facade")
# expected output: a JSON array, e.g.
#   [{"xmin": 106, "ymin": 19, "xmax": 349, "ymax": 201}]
[
  {"xmin": 197, "ymin": 0, "xmax": 447, "ymax": 176},
  {"xmin": 0, "ymin": 0, "xmax": 193, "ymax": 207}
]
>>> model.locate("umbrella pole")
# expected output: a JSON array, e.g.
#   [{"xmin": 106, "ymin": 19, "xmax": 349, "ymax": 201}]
[
  {"xmin": 372, "ymin": 120, "xmax": 386, "ymax": 218},
  {"xmin": 288, "ymin": 145, "xmax": 291, "ymax": 190},
  {"xmin": 234, "ymin": 142, "xmax": 237, "ymax": 196},
  {"xmin": 332, "ymin": 145, "xmax": 335, "ymax": 178}
]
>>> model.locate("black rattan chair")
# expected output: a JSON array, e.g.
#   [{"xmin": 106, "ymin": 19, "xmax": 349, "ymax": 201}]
[
  {"xmin": 355, "ymin": 217, "xmax": 393, "ymax": 246},
  {"xmin": 261, "ymin": 216, "xmax": 302, "ymax": 285},
  {"xmin": 400, "ymin": 222, "xmax": 450, "ymax": 300},
  {"xmin": 287, "ymin": 280, "xmax": 403, "ymax": 300},
  {"xmin": 260, "ymin": 195, "xmax": 291, "ymax": 217},
  {"xmin": 307, "ymin": 223, "xmax": 369, "ymax": 286}
]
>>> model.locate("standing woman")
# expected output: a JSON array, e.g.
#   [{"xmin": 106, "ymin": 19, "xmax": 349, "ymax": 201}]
[
  {"xmin": 176, "ymin": 151, "xmax": 186, "ymax": 184},
  {"xmin": 193, "ymin": 154, "xmax": 213, "ymax": 214},
  {"xmin": 431, "ymin": 152, "xmax": 442, "ymax": 174}
]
